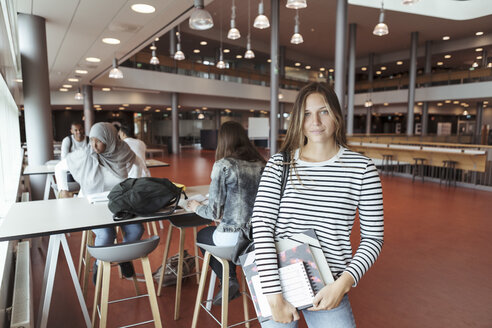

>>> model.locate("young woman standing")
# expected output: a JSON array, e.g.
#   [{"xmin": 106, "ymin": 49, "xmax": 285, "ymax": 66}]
[{"xmin": 251, "ymin": 82, "xmax": 384, "ymax": 327}]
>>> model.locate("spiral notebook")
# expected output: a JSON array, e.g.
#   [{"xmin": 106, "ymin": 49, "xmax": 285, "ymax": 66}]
[{"xmin": 241, "ymin": 243, "xmax": 325, "ymax": 322}]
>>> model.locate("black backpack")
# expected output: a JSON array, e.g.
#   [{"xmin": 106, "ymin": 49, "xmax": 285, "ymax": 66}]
[{"xmin": 108, "ymin": 177, "xmax": 186, "ymax": 221}]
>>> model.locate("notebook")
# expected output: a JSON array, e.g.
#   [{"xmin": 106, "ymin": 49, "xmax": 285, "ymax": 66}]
[
  {"xmin": 86, "ymin": 191, "xmax": 110, "ymax": 203},
  {"xmin": 240, "ymin": 243, "xmax": 325, "ymax": 322}
]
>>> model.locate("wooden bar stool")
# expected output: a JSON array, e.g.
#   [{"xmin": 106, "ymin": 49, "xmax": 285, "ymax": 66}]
[
  {"xmin": 412, "ymin": 158, "xmax": 426, "ymax": 183},
  {"xmin": 156, "ymin": 214, "xmax": 210, "ymax": 320},
  {"xmin": 88, "ymin": 235, "xmax": 162, "ymax": 328},
  {"xmin": 192, "ymin": 243, "xmax": 252, "ymax": 328}
]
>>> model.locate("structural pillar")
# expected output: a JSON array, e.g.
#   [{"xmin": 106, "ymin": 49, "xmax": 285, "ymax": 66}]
[
  {"xmin": 475, "ymin": 101, "xmax": 484, "ymax": 144},
  {"xmin": 171, "ymin": 92, "xmax": 179, "ymax": 154},
  {"xmin": 346, "ymin": 23, "xmax": 356, "ymax": 135},
  {"xmin": 279, "ymin": 45, "xmax": 286, "ymax": 131},
  {"xmin": 215, "ymin": 109, "xmax": 221, "ymax": 130},
  {"xmin": 422, "ymin": 40, "xmax": 432, "ymax": 136},
  {"xmin": 407, "ymin": 31, "xmax": 418, "ymax": 136},
  {"xmin": 365, "ymin": 53, "xmax": 374, "ymax": 135},
  {"xmin": 334, "ymin": 0, "xmax": 347, "ymax": 111},
  {"xmin": 169, "ymin": 27, "xmax": 176, "ymax": 56},
  {"xmin": 83, "ymin": 85, "xmax": 95, "ymax": 134},
  {"xmin": 18, "ymin": 13, "xmax": 54, "ymax": 200},
  {"xmin": 269, "ymin": 0, "xmax": 280, "ymax": 154}
]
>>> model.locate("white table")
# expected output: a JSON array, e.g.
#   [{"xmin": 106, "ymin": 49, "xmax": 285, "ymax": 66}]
[
  {"xmin": 146, "ymin": 148, "xmax": 165, "ymax": 158},
  {"xmin": 23, "ymin": 159, "xmax": 171, "ymax": 200},
  {"xmin": 0, "ymin": 185, "xmax": 209, "ymax": 328}
]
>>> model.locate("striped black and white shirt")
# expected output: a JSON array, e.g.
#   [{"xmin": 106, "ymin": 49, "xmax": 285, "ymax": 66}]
[{"xmin": 251, "ymin": 147, "xmax": 384, "ymax": 295}]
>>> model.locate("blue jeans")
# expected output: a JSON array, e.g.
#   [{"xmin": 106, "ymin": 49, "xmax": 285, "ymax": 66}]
[
  {"xmin": 261, "ymin": 295, "xmax": 356, "ymax": 328},
  {"xmin": 93, "ymin": 223, "xmax": 144, "ymax": 247}
]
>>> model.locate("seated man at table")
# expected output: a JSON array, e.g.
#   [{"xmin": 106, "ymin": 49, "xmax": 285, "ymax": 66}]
[
  {"xmin": 118, "ymin": 124, "xmax": 147, "ymax": 163},
  {"xmin": 61, "ymin": 121, "xmax": 90, "ymax": 159},
  {"xmin": 55, "ymin": 122, "xmax": 148, "ymax": 283}
]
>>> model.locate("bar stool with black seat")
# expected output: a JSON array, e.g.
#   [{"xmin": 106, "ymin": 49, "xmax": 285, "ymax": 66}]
[
  {"xmin": 412, "ymin": 158, "xmax": 426, "ymax": 183},
  {"xmin": 440, "ymin": 160, "xmax": 458, "ymax": 187},
  {"xmin": 192, "ymin": 243, "xmax": 252, "ymax": 328},
  {"xmin": 88, "ymin": 235, "xmax": 162, "ymax": 328},
  {"xmin": 156, "ymin": 214, "xmax": 210, "ymax": 320}
]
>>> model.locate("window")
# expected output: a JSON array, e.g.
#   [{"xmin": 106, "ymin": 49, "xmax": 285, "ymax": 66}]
[{"xmin": 0, "ymin": 75, "xmax": 21, "ymax": 217}]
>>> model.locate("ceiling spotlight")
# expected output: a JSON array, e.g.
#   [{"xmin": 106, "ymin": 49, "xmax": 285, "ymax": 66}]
[
  {"xmin": 200, "ymin": 41, "xmax": 207, "ymax": 46},
  {"xmin": 361, "ymin": 66, "xmax": 367, "ymax": 71},
  {"xmin": 396, "ymin": 61, "xmax": 403, "ymax": 65},
  {"xmin": 102, "ymin": 38, "xmax": 120, "ymax": 45},
  {"xmin": 364, "ymin": 99, "xmax": 373, "ymax": 108},
  {"xmin": 62, "ymin": 84, "xmax": 72, "ymax": 88},
  {"xmin": 328, "ymin": 68, "xmax": 334, "ymax": 72},
  {"xmin": 131, "ymin": 4, "xmax": 156, "ymax": 14},
  {"xmin": 442, "ymin": 36, "xmax": 450, "ymax": 41},
  {"xmin": 294, "ymin": 62, "xmax": 301, "ymax": 67},
  {"xmin": 380, "ymin": 66, "xmax": 387, "ymax": 70},
  {"xmin": 75, "ymin": 69, "xmax": 88, "ymax": 74},
  {"xmin": 109, "ymin": 58, "xmax": 123, "ymax": 79},
  {"xmin": 68, "ymin": 78, "xmax": 79, "ymax": 82},
  {"xmin": 373, "ymin": 2, "xmax": 389, "ymax": 36},
  {"xmin": 437, "ymin": 61, "xmax": 443, "ymax": 66},
  {"xmin": 102, "ymin": 88, "xmax": 111, "ymax": 91},
  {"xmin": 472, "ymin": 62, "xmax": 479, "ymax": 68},
  {"xmin": 305, "ymin": 65, "xmax": 311, "ymax": 69},
  {"xmin": 444, "ymin": 54, "xmax": 451, "ymax": 59},
  {"xmin": 254, "ymin": 0, "xmax": 270, "ymax": 29},
  {"xmin": 376, "ymin": 70, "xmax": 382, "ymax": 75},
  {"xmin": 189, "ymin": 0, "xmax": 214, "ymax": 30},
  {"xmin": 193, "ymin": 49, "xmax": 200, "ymax": 53},
  {"xmin": 286, "ymin": 0, "xmax": 307, "ymax": 9},
  {"xmin": 85, "ymin": 57, "xmax": 101, "ymax": 63},
  {"xmin": 59, "ymin": 88, "xmax": 68, "ymax": 92},
  {"xmin": 475, "ymin": 31, "xmax": 484, "ymax": 36}
]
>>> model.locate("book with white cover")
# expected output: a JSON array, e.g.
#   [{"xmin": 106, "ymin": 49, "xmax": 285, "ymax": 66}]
[{"xmin": 86, "ymin": 191, "xmax": 110, "ymax": 204}]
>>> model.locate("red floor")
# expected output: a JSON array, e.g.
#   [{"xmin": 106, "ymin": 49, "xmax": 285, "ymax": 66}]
[{"xmin": 31, "ymin": 148, "xmax": 492, "ymax": 327}]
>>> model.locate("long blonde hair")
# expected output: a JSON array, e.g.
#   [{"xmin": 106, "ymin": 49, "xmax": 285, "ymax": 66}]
[
  {"xmin": 279, "ymin": 82, "xmax": 347, "ymax": 184},
  {"xmin": 280, "ymin": 82, "xmax": 347, "ymax": 155}
]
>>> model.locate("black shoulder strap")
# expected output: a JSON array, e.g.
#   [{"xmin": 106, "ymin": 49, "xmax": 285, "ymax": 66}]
[
  {"xmin": 68, "ymin": 135, "xmax": 72, "ymax": 151},
  {"xmin": 86, "ymin": 136, "xmax": 89, "ymax": 144},
  {"xmin": 280, "ymin": 151, "xmax": 291, "ymax": 197}
]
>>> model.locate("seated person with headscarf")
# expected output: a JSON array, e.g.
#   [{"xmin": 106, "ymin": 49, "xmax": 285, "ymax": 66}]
[{"xmin": 55, "ymin": 122, "xmax": 150, "ymax": 282}]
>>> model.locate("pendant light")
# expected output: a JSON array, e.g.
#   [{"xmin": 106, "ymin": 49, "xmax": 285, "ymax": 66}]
[
  {"xmin": 109, "ymin": 58, "xmax": 123, "ymax": 79},
  {"xmin": 286, "ymin": 0, "xmax": 307, "ymax": 9},
  {"xmin": 74, "ymin": 87, "xmax": 83, "ymax": 100},
  {"xmin": 290, "ymin": 10, "xmax": 303, "ymax": 44},
  {"xmin": 217, "ymin": 6, "xmax": 226, "ymax": 69},
  {"xmin": 373, "ymin": 1, "xmax": 389, "ymax": 36},
  {"xmin": 150, "ymin": 42, "xmax": 159, "ymax": 65},
  {"xmin": 244, "ymin": 0, "xmax": 255, "ymax": 59},
  {"xmin": 227, "ymin": 0, "xmax": 241, "ymax": 40},
  {"xmin": 189, "ymin": 0, "xmax": 214, "ymax": 30},
  {"xmin": 254, "ymin": 0, "xmax": 270, "ymax": 29},
  {"xmin": 364, "ymin": 99, "xmax": 373, "ymax": 108},
  {"xmin": 174, "ymin": 27, "xmax": 185, "ymax": 61}
]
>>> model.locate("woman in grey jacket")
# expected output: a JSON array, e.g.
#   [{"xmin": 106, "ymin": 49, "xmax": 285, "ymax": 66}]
[{"xmin": 188, "ymin": 121, "xmax": 266, "ymax": 305}]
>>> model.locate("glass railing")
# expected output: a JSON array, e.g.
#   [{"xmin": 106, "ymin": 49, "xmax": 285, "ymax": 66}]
[{"xmin": 123, "ymin": 52, "xmax": 492, "ymax": 93}]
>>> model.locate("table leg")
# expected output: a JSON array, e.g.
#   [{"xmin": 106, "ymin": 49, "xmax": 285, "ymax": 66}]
[
  {"xmin": 60, "ymin": 234, "xmax": 92, "ymax": 327},
  {"xmin": 43, "ymin": 174, "xmax": 51, "ymax": 200},
  {"xmin": 37, "ymin": 235, "xmax": 61, "ymax": 328}
]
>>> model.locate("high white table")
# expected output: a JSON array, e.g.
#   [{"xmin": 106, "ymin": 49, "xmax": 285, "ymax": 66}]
[
  {"xmin": 23, "ymin": 159, "xmax": 171, "ymax": 200},
  {"xmin": 0, "ymin": 185, "xmax": 209, "ymax": 328}
]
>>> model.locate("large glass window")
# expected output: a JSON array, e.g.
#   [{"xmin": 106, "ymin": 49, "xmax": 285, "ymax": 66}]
[{"xmin": 0, "ymin": 75, "xmax": 21, "ymax": 217}]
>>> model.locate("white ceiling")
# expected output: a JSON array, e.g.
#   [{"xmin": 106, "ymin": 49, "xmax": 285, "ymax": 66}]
[{"xmin": 15, "ymin": 0, "xmax": 492, "ymax": 94}]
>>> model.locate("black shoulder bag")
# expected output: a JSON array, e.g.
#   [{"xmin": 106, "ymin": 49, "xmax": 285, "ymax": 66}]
[{"xmin": 231, "ymin": 151, "xmax": 291, "ymax": 265}]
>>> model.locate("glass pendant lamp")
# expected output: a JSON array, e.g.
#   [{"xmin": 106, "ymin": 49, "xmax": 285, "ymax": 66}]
[
  {"xmin": 109, "ymin": 58, "xmax": 123, "ymax": 79},
  {"xmin": 227, "ymin": 0, "xmax": 241, "ymax": 39},
  {"xmin": 189, "ymin": 0, "xmax": 214, "ymax": 30},
  {"xmin": 286, "ymin": 0, "xmax": 307, "ymax": 9},
  {"xmin": 254, "ymin": 0, "xmax": 270, "ymax": 29},
  {"xmin": 373, "ymin": 2, "xmax": 389, "ymax": 36}
]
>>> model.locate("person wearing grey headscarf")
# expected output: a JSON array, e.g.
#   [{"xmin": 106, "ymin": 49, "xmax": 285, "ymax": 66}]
[{"xmin": 55, "ymin": 122, "xmax": 149, "ymax": 281}]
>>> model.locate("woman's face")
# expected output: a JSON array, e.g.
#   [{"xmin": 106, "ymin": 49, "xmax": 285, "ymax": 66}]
[
  {"xmin": 91, "ymin": 137, "xmax": 106, "ymax": 154},
  {"xmin": 302, "ymin": 93, "xmax": 336, "ymax": 145}
]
